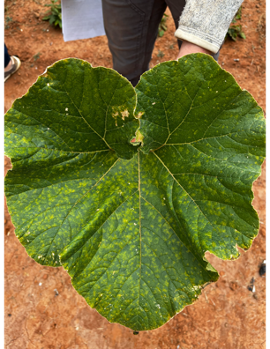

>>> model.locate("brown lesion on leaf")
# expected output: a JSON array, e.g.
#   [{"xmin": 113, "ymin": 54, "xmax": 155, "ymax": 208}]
[
  {"xmin": 131, "ymin": 129, "xmax": 144, "ymax": 146},
  {"xmin": 121, "ymin": 109, "xmax": 129, "ymax": 120},
  {"xmin": 112, "ymin": 108, "xmax": 130, "ymax": 126},
  {"xmin": 112, "ymin": 111, "xmax": 119, "ymax": 126},
  {"xmin": 135, "ymin": 111, "xmax": 144, "ymax": 119}
]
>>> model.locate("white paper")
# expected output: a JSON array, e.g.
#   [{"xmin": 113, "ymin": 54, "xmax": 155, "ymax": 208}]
[{"xmin": 61, "ymin": 0, "xmax": 105, "ymax": 42}]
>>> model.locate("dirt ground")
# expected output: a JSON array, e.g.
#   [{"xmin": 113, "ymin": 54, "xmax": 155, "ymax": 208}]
[{"xmin": 4, "ymin": 0, "xmax": 266, "ymax": 348}]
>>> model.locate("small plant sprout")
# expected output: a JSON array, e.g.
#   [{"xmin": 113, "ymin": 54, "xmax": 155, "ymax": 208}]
[{"xmin": 157, "ymin": 50, "xmax": 165, "ymax": 58}]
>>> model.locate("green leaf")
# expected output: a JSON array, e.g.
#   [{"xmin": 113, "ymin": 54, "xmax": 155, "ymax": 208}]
[
  {"xmin": 158, "ymin": 30, "xmax": 164, "ymax": 37},
  {"xmin": 49, "ymin": 15, "xmax": 57, "ymax": 25},
  {"xmin": 4, "ymin": 54, "xmax": 265, "ymax": 331},
  {"xmin": 161, "ymin": 24, "xmax": 167, "ymax": 31},
  {"xmin": 227, "ymin": 28, "xmax": 237, "ymax": 41},
  {"xmin": 51, "ymin": 7, "xmax": 59, "ymax": 15},
  {"xmin": 240, "ymin": 32, "xmax": 246, "ymax": 39}
]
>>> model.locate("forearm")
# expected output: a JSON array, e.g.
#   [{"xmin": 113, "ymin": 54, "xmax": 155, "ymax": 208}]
[
  {"xmin": 175, "ymin": 0, "xmax": 244, "ymax": 54},
  {"xmin": 176, "ymin": 40, "xmax": 211, "ymax": 59}
]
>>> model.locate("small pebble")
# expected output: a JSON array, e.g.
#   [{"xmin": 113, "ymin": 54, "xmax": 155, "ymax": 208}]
[
  {"xmin": 234, "ymin": 59, "xmax": 240, "ymax": 62},
  {"xmin": 259, "ymin": 260, "xmax": 266, "ymax": 276},
  {"xmin": 247, "ymin": 277, "xmax": 255, "ymax": 292}
]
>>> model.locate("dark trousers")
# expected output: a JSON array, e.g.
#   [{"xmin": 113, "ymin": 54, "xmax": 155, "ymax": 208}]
[
  {"xmin": 5, "ymin": 44, "xmax": 11, "ymax": 68},
  {"xmin": 102, "ymin": 0, "xmax": 219, "ymax": 86}
]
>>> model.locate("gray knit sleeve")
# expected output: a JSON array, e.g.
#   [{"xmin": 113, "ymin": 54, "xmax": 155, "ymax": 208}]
[{"xmin": 175, "ymin": 0, "xmax": 244, "ymax": 53}]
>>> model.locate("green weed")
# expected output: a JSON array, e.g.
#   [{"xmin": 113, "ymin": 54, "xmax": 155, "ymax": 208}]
[
  {"xmin": 158, "ymin": 14, "xmax": 168, "ymax": 37},
  {"xmin": 157, "ymin": 50, "xmax": 165, "ymax": 58},
  {"xmin": 43, "ymin": 0, "xmax": 62, "ymax": 28},
  {"xmin": 5, "ymin": 16, "xmax": 13, "ymax": 29},
  {"xmin": 227, "ymin": 25, "xmax": 246, "ymax": 41},
  {"xmin": 226, "ymin": 6, "xmax": 246, "ymax": 41},
  {"xmin": 33, "ymin": 52, "xmax": 41, "ymax": 61}
]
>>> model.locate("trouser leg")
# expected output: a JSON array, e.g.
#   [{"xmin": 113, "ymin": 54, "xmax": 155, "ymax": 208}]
[
  {"xmin": 102, "ymin": 0, "xmax": 167, "ymax": 86},
  {"xmin": 4, "ymin": 44, "xmax": 11, "ymax": 68},
  {"xmin": 164, "ymin": 0, "xmax": 185, "ymax": 49},
  {"xmin": 102, "ymin": 0, "xmax": 220, "ymax": 87}
]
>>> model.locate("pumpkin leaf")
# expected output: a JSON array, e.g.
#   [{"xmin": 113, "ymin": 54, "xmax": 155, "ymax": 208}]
[
  {"xmin": 4, "ymin": 54, "xmax": 265, "ymax": 331},
  {"xmin": 136, "ymin": 54, "xmax": 265, "ymax": 261}
]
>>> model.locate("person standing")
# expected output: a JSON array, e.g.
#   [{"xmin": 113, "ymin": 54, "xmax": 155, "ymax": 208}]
[{"xmin": 101, "ymin": 0, "xmax": 243, "ymax": 85}]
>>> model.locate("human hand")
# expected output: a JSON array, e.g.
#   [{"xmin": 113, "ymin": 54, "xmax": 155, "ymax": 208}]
[{"xmin": 176, "ymin": 40, "xmax": 211, "ymax": 59}]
